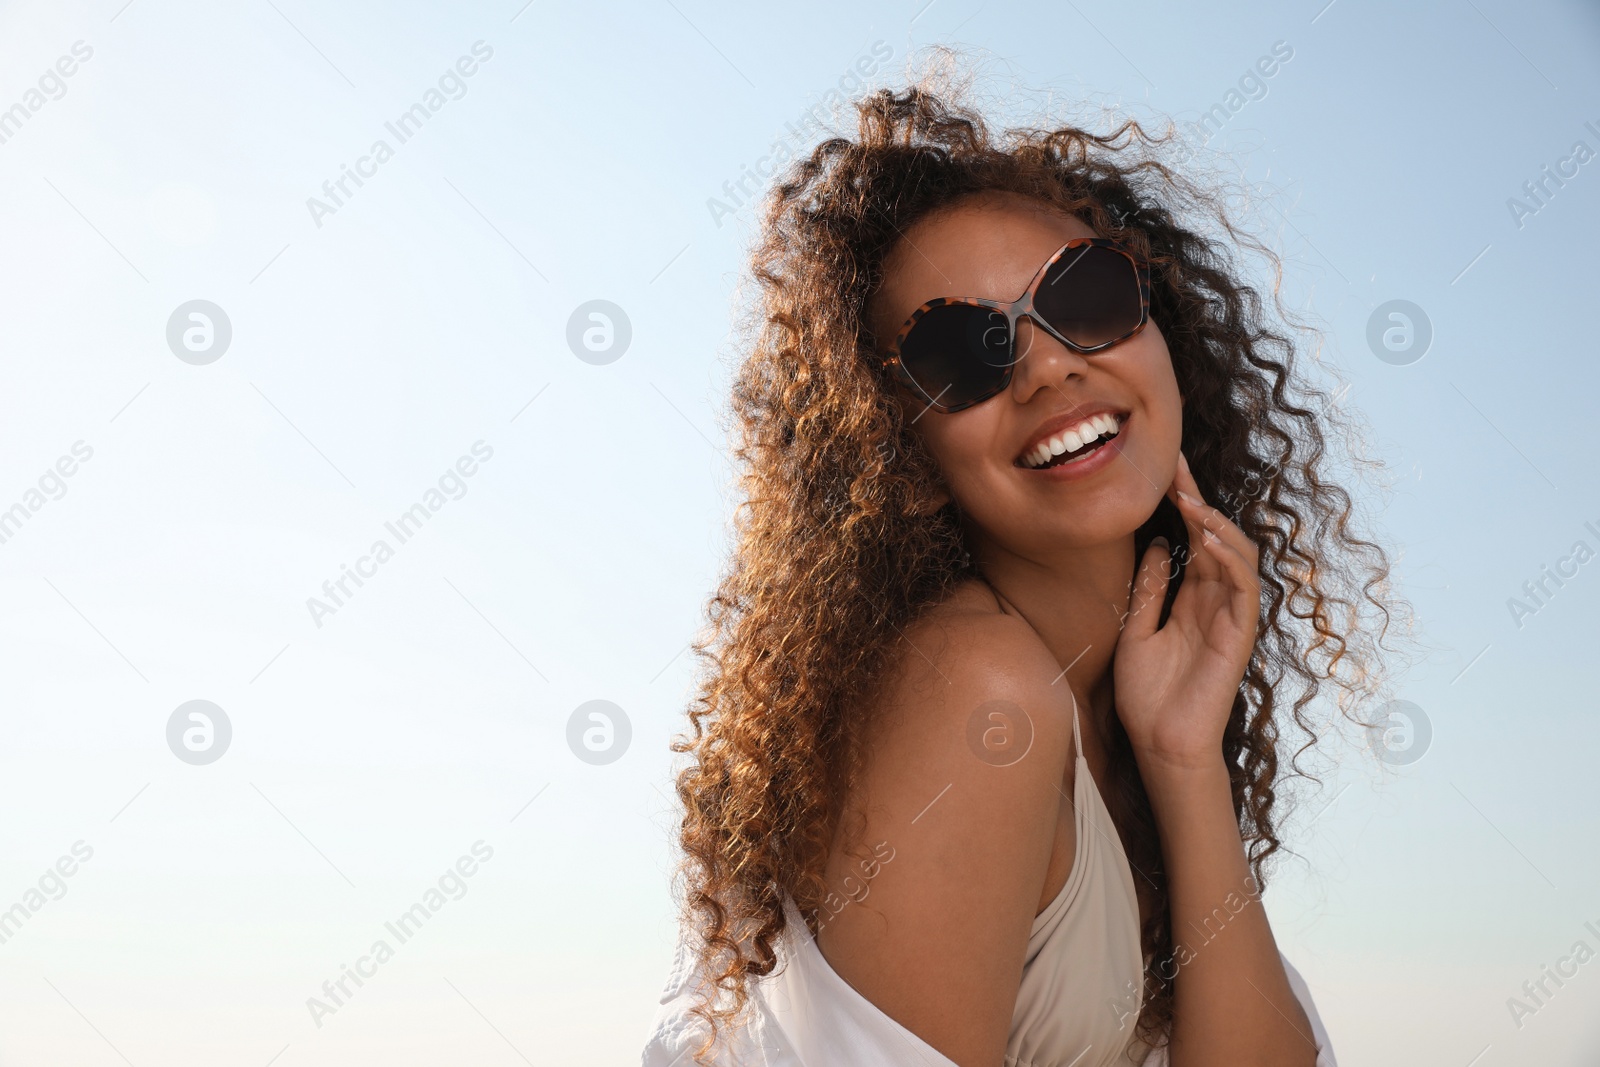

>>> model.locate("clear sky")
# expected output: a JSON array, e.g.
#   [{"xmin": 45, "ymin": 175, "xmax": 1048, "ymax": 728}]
[{"xmin": 0, "ymin": 1, "xmax": 1597, "ymax": 1064}]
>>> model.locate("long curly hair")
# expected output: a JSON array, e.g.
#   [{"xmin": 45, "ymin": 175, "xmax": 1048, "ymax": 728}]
[{"xmin": 670, "ymin": 61, "xmax": 1409, "ymax": 1061}]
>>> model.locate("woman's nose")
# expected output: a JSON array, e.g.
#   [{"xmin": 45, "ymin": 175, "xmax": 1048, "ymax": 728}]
[{"xmin": 1010, "ymin": 316, "xmax": 1090, "ymax": 399}]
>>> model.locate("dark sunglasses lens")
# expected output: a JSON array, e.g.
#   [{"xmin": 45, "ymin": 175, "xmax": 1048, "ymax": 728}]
[
  {"xmin": 1033, "ymin": 246, "xmax": 1143, "ymax": 349},
  {"xmin": 898, "ymin": 304, "xmax": 1012, "ymax": 409}
]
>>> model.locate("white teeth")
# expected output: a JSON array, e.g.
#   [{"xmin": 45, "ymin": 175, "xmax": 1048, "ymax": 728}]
[{"xmin": 1021, "ymin": 413, "xmax": 1123, "ymax": 468}]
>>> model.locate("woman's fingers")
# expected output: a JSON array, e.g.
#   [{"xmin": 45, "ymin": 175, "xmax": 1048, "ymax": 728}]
[
  {"xmin": 1190, "ymin": 518, "xmax": 1263, "ymax": 630},
  {"xmin": 1124, "ymin": 537, "xmax": 1174, "ymax": 641},
  {"xmin": 1171, "ymin": 490, "xmax": 1223, "ymax": 583},
  {"xmin": 1172, "ymin": 452, "xmax": 1260, "ymax": 569},
  {"xmin": 1180, "ymin": 452, "xmax": 1257, "ymax": 564},
  {"xmin": 1190, "ymin": 499, "xmax": 1258, "ymax": 567},
  {"xmin": 1168, "ymin": 453, "xmax": 1264, "ymax": 628}
]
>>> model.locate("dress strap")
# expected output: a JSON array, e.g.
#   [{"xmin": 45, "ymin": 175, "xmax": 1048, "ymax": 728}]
[
  {"xmin": 974, "ymin": 570, "xmax": 1084, "ymax": 762},
  {"xmin": 1067, "ymin": 683, "xmax": 1083, "ymax": 761}
]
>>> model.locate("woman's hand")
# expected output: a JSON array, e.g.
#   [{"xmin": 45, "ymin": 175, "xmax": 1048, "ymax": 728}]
[
  {"xmin": 1112, "ymin": 450, "xmax": 1262, "ymax": 777},
  {"xmin": 1111, "ymin": 454, "xmax": 1318, "ymax": 1067}
]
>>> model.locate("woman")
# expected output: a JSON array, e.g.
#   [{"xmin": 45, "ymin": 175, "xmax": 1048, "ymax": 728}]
[{"xmin": 644, "ymin": 74, "xmax": 1402, "ymax": 1067}]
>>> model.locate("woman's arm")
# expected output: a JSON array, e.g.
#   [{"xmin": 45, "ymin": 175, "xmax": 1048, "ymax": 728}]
[
  {"xmin": 815, "ymin": 605, "xmax": 1082, "ymax": 1067},
  {"xmin": 1138, "ymin": 759, "xmax": 1317, "ymax": 1065},
  {"xmin": 1114, "ymin": 451, "xmax": 1320, "ymax": 1067}
]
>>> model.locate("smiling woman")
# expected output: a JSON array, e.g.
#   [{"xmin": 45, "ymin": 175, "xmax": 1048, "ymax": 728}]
[{"xmin": 646, "ymin": 63, "xmax": 1406, "ymax": 1067}]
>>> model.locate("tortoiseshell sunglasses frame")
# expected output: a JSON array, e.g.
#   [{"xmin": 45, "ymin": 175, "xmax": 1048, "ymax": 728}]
[{"xmin": 878, "ymin": 237, "xmax": 1152, "ymax": 414}]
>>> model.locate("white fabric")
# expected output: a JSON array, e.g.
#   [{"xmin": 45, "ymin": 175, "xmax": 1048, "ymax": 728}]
[
  {"xmin": 641, "ymin": 935, "xmax": 1337, "ymax": 1066},
  {"xmin": 1006, "ymin": 696, "xmax": 1149, "ymax": 1065},
  {"xmin": 642, "ymin": 701, "xmax": 1338, "ymax": 1066}
]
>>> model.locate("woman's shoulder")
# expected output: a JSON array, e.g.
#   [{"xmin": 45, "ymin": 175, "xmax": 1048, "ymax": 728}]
[
  {"xmin": 812, "ymin": 577, "xmax": 1086, "ymax": 1057},
  {"xmin": 867, "ymin": 576, "xmax": 1082, "ymax": 747},
  {"xmin": 849, "ymin": 576, "xmax": 1081, "ymax": 826}
]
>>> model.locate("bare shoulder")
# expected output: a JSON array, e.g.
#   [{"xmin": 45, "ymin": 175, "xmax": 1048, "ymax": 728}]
[
  {"xmin": 863, "ymin": 576, "xmax": 1080, "ymax": 770},
  {"xmin": 814, "ymin": 577, "xmax": 1080, "ymax": 1066}
]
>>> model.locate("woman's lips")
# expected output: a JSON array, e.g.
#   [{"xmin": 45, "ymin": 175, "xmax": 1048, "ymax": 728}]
[
  {"xmin": 1018, "ymin": 413, "xmax": 1129, "ymax": 481},
  {"xmin": 1015, "ymin": 410, "xmax": 1128, "ymax": 468}
]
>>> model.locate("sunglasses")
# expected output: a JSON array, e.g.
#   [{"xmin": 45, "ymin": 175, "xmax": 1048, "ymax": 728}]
[{"xmin": 878, "ymin": 238, "xmax": 1152, "ymax": 414}]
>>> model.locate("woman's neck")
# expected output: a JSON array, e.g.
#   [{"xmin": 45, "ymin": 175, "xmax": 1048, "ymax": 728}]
[{"xmin": 971, "ymin": 534, "xmax": 1139, "ymax": 727}]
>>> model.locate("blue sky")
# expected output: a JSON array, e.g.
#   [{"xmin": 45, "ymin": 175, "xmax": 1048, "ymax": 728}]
[{"xmin": 0, "ymin": 1, "xmax": 1597, "ymax": 1064}]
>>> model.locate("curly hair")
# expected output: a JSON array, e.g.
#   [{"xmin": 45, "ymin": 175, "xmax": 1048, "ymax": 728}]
[{"xmin": 670, "ymin": 61, "xmax": 1408, "ymax": 1062}]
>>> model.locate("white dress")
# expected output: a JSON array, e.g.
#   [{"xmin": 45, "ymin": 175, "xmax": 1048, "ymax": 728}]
[{"xmin": 641, "ymin": 696, "xmax": 1338, "ymax": 1066}]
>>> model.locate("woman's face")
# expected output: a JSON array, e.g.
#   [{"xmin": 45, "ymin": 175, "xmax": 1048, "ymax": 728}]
[{"xmin": 870, "ymin": 191, "xmax": 1183, "ymax": 557}]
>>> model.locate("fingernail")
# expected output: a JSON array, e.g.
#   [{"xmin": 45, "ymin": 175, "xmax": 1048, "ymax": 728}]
[
  {"xmin": 1151, "ymin": 536, "xmax": 1169, "ymax": 551},
  {"xmin": 1177, "ymin": 490, "xmax": 1197, "ymax": 505}
]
